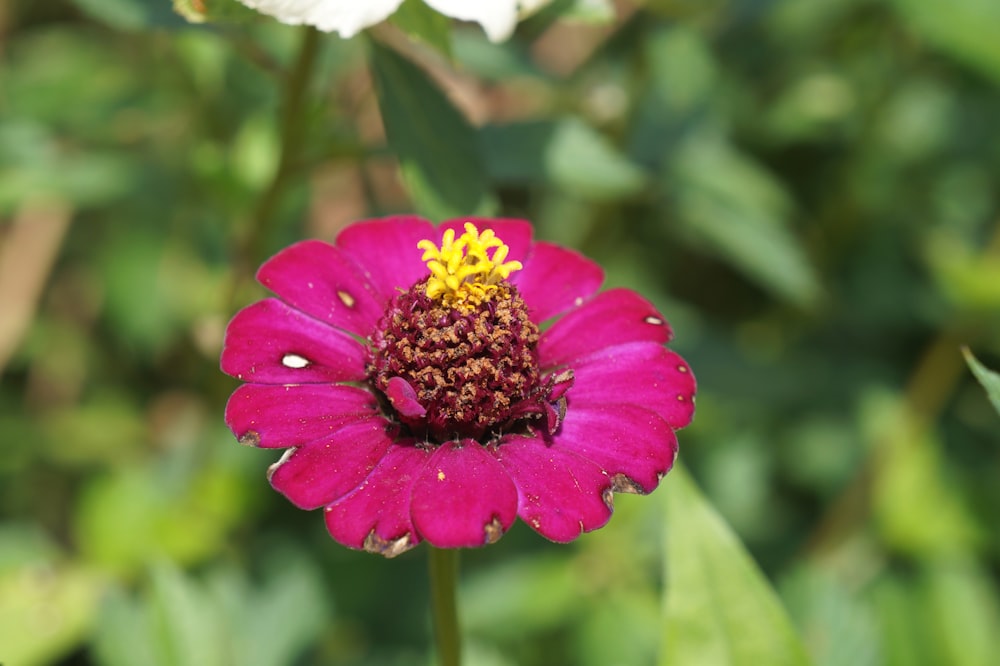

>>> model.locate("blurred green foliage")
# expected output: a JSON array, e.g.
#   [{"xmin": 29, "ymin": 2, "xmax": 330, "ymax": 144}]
[{"xmin": 1, "ymin": 0, "xmax": 999, "ymax": 664}]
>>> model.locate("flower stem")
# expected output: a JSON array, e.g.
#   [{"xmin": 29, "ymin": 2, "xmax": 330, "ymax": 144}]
[{"xmin": 428, "ymin": 546, "xmax": 461, "ymax": 666}]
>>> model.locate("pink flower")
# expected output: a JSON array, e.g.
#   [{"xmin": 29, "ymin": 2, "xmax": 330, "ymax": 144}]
[{"xmin": 221, "ymin": 217, "xmax": 695, "ymax": 557}]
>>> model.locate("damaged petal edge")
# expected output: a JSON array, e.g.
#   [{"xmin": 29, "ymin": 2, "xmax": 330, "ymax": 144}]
[
  {"xmin": 602, "ymin": 487, "xmax": 615, "ymax": 511},
  {"xmin": 266, "ymin": 447, "xmax": 297, "ymax": 481},
  {"xmin": 483, "ymin": 516, "xmax": 505, "ymax": 544},
  {"xmin": 238, "ymin": 430, "xmax": 261, "ymax": 447},
  {"xmin": 362, "ymin": 530, "xmax": 416, "ymax": 558},
  {"xmin": 610, "ymin": 472, "xmax": 644, "ymax": 495}
]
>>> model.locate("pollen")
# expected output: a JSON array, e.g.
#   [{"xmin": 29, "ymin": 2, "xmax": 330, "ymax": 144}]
[{"xmin": 417, "ymin": 223, "xmax": 523, "ymax": 308}]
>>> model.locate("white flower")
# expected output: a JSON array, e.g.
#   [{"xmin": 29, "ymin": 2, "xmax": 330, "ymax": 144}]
[{"xmin": 237, "ymin": 0, "xmax": 551, "ymax": 42}]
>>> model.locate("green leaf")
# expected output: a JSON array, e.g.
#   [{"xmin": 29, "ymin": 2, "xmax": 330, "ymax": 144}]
[
  {"xmin": 962, "ymin": 348, "xmax": 1000, "ymax": 417},
  {"xmin": 670, "ymin": 133, "xmax": 822, "ymax": 307},
  {"xmin": 660, "ymin": 466, "xmax": 810, "ymax": 666},
  {"xmin": 173, "ymin": 0, "xmax": 260, "ymax": 25},
  {"xmin": 390, "ymin": 0, "xmax": 453, "ymax": 57},
  {"xmin": 369, "ymin": 42, "xmax": 495, "ymax": 220},
  {"xmin": 0, "ymin": 121, "xmax": 134, "ymax": 210},
  {"xmin": 780, "ymin": 565, "xmax": 882, "ymax": 666},
  {"xmin": 480, "ymin": 118, "xmax": 647, "ymax": 200},
  {"xmin": 921, "ymin": 559, "xmax": 1000, "ymax": 666},
  {"xmin": 0, "ymin": 527, "xmax": 102, "ymax": 666},
  {"xmin": 70, "ymin": 0, "xmax": 188, "ymax": 30},
  {"xmin": 148, "ymin": 564, "xmax": 227, "ymax": 666},
  {"xmin": 891, "ymin": 0, "xmax": 1000, "ymax": 84},
  {"xmin": 865, "ymin": 392, "xmax": 983, "ymax": 557},
  {"xmin": 93, "ymin": 555, "xmax": 332, "ymax": 666},
  {"xmin": 206, "ymin": 552, "xmax": 331, "ymax": 666}
]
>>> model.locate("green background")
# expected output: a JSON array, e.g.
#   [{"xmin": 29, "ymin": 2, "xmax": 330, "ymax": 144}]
[{"xmin": 1, "ymin": 0, "xmax": 999, "ymax": 664}]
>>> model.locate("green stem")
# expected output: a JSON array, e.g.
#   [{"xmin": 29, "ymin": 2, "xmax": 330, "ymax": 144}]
[
  {"xmin": 428, "ymin": 546, "xmax": 461, "ymax": 666},
  {"xmin": 234, "ymin": 25, "xmax": 321, "ymax": 289}
]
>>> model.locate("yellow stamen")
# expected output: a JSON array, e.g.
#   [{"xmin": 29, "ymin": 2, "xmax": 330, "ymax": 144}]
[{"xmin": 417, "ymin": 222, "xmax": 523, "ymax": 308}]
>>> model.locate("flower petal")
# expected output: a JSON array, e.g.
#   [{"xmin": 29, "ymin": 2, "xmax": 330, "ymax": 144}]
[
  {"xmin": 257, "ymin": 240, "xmax": 386, "ymax": 336},
  {"xmin": 570, "ymin": 342, "xmax": 696, "ymax": 429},
  {"xmin": 335, "ymin": 216, "xmax": 435, "ymax": 302},
  {"xmin": 237, "ymin": 0, "xmax": 404, "ymax": 38},
  {"xmin": 539, "ymin": 288, "xmax": 673, "ymax": 368},
  {"xmin": 554, "ymin": 403, "xmax": 677, "ymax": 494},
  {"xmin": 511, "ymin": 241, "xmax": 604, "ymax": 322},
  {"xmin": 225, "ymin": 383, "xmax": 380, "ymax": 449},
  {"xmin": 494, "ymin": 435, "xmax": 613, "ymax": 542},
  {"xmin": 385, "ymin": 377, "xmax": 427, "ymax": 418},
  {"xmin": 268, "ymin": 420, "xmax": 396, "ymax": 510},
  {"xmin": 439, "ymin": 217, "xmax": 534, "ymax": 265},
  {"xmin": 220, "ymin": 298, "xmax": 368, "ymax": 384},
  {"xmin": 410, "ymin": 441, "xmax": 518, "ymax": 548},
  {"xmin": 422, "ymin": 0, "xmax": 519, "ymax": 42},
  {"xmin": 324, "ymin": 443, "xmax": 431, "ymax": 557}
]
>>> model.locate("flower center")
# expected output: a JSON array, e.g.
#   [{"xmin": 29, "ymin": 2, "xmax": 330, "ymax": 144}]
[
  {"xmin": 416, "ymin": 223, "xmax": 524, "ymax": 310},
  {"xmin": 366, "ymin": 223, "xmax": 571, "ymax": 444}
]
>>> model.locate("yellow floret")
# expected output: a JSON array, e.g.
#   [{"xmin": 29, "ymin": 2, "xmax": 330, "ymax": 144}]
[{"xmin": 417, "ymin": 222, "xmax": 523, "ymax": 308}]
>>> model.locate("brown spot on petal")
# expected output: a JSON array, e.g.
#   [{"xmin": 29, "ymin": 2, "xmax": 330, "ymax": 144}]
[
  {"xmin": 610, "ymin": 473, "xmax": 644, "ymax": 494},
  {"xmin": 602, "ymin": 487, "xmax": 615, "ymax": 511},
  {"xmin": 338, "ymin": 290, "xmax": 355, "ymax": 308},
  {"xmin": 483, "ymin": 516, "xmax": 504, "ymax": 544},
  {"xmin": 363, "ymin": 531, "xmax": 415, "ymax": 558},
  {"xmin": 238, "ymin": 430, "xmax": 261, "ymax": 447}
]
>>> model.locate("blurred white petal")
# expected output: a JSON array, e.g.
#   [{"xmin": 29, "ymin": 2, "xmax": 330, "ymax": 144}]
[
  {"xmin": 423, "ymin": 0, "xmax": 520, "ymax": 42},
  {"xmin": 238, "ymin": 0, "xmax": 405, "ymax": 37}
]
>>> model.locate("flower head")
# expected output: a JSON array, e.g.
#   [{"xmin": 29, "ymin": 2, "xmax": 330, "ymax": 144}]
[
  {"xmin": 221, "ymin": 217, "xmax": 695, "ymax": 557},
  {"xmin": 236, "ymin": 0, "xmax": 553, "ymax": 42}
]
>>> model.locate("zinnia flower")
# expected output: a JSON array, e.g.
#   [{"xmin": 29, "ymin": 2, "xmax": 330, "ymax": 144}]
[
  {"xmin": 222, "ymin": 217, "xmax": 695, "ymax": 557},
  {"xmin": 236, "ymin": 0, "xmax": 552, "ymax": 42}
]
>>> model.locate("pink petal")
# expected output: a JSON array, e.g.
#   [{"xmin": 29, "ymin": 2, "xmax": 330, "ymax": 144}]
[
  {"xmin": 539, "ymin": 288, "xmax": 673, "ymax": 368},
  {"xmin": 225, "ymin": 383, "xmax": 380, "ymax": 449},
  {"xmin": 324, "ymin": 443, "xmax": 431, "ymax": 557},
  {"xmin": 511, "ymin": 242, "xmax": 604, "ymax": 322},
  {"xmin": 554, "ymin": 403, "xmax": 677, "ymax": 494},
  {"xmin": 410, "ymin": 441, "xmax": 518, "ymax": 548},
  {"xmin": 268, "ymin": 420, "xmax": 396, "ymax": 510},
  {"xmin": 220, "ymin": 298, "xmax": 368, "ymax": 384},
  {"xmin": 257, "ymin": 240, "xmax": 386, "ymax": 337},
  {"xmin": 569, "ymin": 342, "xmax": 696, "ymax": 430},
  {"xmin": 494, "ymin": 435, "xmax": 613, "ymax": 542},
  {"xmin": 439, "ymin": 218, "xmax": 534, "ymax": 264},
  {"xmin": 385, "ymin": 377, "xmax": 427, "ymax": 418},
  {"xmin": 335, "ymin": 216, "xmax": 435, "ymax": 301}
]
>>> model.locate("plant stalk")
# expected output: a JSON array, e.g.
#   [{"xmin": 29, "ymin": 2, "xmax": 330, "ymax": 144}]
[{"xmin": 428, "ymin": 546, "xmax": 461, "ymax": 666}]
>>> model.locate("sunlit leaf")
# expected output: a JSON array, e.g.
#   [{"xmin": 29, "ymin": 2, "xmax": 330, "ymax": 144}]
[
  {"xmin": 660, "ymin": 466, "xmax": 809, "ymax": 666},
  {"xmin": 891, "ymin": 0, "xmax": 1000, "ymax": 84},
  {"xmin": 922, "ymin": 558, "xmax": 1000, "ymax": 666},
  {"xmin": 0, "ymin": 527, "xmax": 101, "ymax": 666},
  {"xmin": 866, "ymin": 392, "xmax": 984, "ymax": 557},
  {"xmin": 370, "ymin": 42, "xmax": 496, "ymax": 220},
  {"xmin": 391, "ymin": 0, "xmax": 453, "ymax": 57},
  {"xmin": 962, "ymin": 348, "xmax": 1000, "ymax": 417}
]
